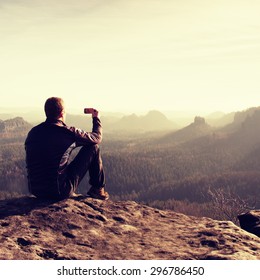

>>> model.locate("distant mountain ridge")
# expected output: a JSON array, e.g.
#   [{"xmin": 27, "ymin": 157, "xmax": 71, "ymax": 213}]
[
  {"xmin": 113, "ymin": 110, "xmax": 178, "ymax": 132},
  {"xmin": 161, "ymin": 116, "xmax": 213, "ymax": 145},
  {"xmin": 0, "ymin": 117, "xmax": 32, "ymax": 139},
  {"xmin": 65, "ymin": 106, "xmax": 260, "ymax": 135},
  {"xmin": 3, "ymin": 106, "xmax": 260, "ymax": 140},
  {"xmin": 159, "ymin": 106, "xmax": 260, "ymax": 146},
  {"xmin": 220, "ymin": 106, "xmax": 260, "ymax": 133},
  {"xmin": 66, "ymin": 110, "xmax": 178, "ymax": 133},
  {"xmin": 0, "ymin": 110, "xmax": 177, "ymax": 139}
]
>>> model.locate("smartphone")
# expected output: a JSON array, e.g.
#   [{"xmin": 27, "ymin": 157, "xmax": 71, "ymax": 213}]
[{"xmin": 84, "ymin": 108, "xmax": 94, "ymax": 114}]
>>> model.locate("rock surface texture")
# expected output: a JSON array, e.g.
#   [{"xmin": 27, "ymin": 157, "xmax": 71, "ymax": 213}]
[{"xmin": 0, "ymin": 196, "xmax": 259, "ymax": 260}]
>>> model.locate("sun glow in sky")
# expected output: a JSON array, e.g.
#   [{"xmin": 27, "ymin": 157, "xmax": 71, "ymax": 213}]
[{"xmin": 0, "ymin": 0, "xmax": 260, "ymax": 114}]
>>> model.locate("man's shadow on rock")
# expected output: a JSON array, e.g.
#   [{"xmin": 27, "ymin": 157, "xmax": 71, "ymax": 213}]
[{"xmin": 0, "ymin": 195, "xmax": 86, "ymax": 219}]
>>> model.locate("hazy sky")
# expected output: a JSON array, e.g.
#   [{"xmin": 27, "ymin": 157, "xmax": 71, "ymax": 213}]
[{"xmin": 0, "ymin": 0, "xmax": 260, "ymax": 114}]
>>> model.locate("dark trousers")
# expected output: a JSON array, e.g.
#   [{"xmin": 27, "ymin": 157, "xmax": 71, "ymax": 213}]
[{"xmin": 59, "ymin": 144, "xmax": 105, "ymax": 199}]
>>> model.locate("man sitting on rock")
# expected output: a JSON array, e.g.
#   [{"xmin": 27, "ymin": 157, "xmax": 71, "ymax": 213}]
[{"xmin": 25, "ymin": 97, "xmax": 109, "ymax": 201}]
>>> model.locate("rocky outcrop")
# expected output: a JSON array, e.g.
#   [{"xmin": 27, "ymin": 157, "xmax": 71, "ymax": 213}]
[
  {"xmin": 0, "ymin": 196, "xmax": 260, "ymax": 260},
  {"xmin": 161, "ymin": 116, "xmax": 213, "ymax": 145},
  {"xmin": 238, "ymin": 210, "xmax": 260, "ymax": 237},
  {"xmin": 194, "ymin": 116, "xmax": 206, "ymax": 125}
]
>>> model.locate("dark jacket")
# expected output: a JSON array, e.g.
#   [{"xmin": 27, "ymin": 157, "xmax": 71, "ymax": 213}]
[{"xmin": 25, "ymin": 117, "xmax": 102, "ymax": 198}]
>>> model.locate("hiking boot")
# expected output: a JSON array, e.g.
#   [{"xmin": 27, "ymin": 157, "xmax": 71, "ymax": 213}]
[{"xmin": 87, "ymin": 187, "xmax": 109, "ymax": 201}]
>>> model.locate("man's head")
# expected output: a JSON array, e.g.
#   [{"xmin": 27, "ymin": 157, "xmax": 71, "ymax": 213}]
[{"xmin": 44, "ymin": 97, "xmax": 65, "ymax": 121}]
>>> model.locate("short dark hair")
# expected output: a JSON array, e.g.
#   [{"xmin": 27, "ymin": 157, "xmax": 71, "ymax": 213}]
[{"xmin": 44, "ymin": 97, "xmax": 65, "ymax": 119}]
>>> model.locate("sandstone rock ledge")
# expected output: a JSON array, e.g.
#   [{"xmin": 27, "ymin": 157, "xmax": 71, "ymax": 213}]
[{"xmin": 0, "ymin": 196, "xmax": 259, "ymax": 260}]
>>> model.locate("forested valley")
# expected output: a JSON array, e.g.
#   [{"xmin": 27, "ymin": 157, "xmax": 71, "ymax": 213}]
[{"xmin": 1, "ymin": 107, "xmax": 260, "ymax": 224}]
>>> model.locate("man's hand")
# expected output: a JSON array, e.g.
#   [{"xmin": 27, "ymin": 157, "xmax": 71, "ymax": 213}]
[{"xmin": 92, "ymin": 109, "xmax": 100, "ymax": 118}]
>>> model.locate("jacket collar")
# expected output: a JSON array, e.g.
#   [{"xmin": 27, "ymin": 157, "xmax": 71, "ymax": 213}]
[{"xmin": 45, "ymin": 118, "xmax": 66, "ymax": 127}]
